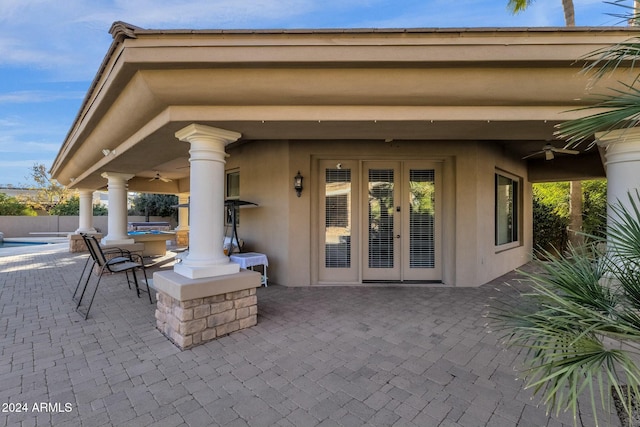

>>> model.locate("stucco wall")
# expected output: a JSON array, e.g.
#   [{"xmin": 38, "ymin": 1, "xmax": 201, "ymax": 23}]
[
  {"xmin": 226, "ymin": 140, "xmax": 291, "ymax": 286},
  {"xmin": 227, "ymin": 138, "xmax": 533, "ymax": 287},
  {"xmin": 458, "ymin": 143, "xmax": 532, "ymax": 286},
  {"xmin": 0, "ymin": 216, "xmax": 176, "ymax": 238}
]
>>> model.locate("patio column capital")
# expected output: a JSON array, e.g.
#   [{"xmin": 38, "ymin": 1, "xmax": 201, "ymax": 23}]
[
  {"xmin": 100, "ymin": 172, "xmax": 135, "ymax": 184},
  {"xmin": 597, "ymin": 128, "xmax": 640, "ymax": 166},
  {"xmin": 175, "ymin": 123, "xmax": 241, "ymax": 146}
]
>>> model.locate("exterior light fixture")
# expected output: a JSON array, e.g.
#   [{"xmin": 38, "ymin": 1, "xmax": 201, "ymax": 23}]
[
  {"xmin": 294, "ymin": 171, "xmax": 303, "ymax": 197},
  {"xmin": 102, "ymin": 149, "xmax": 111, "ymax": 156}
]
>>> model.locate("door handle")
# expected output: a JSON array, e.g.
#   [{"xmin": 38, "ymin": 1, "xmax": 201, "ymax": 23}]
[{"xmin": 396, "ymin": 235, "xmax": 400, "ymax": 239}]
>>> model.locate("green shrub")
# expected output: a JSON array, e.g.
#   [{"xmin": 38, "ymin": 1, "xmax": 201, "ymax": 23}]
[{"xmin": 0, "ymin": 193, "xmax": 37, "ymax": 216}]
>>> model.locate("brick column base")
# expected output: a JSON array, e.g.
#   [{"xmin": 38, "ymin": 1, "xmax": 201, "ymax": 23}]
[
  {"xmin": 156, "ymin": 288, "xmax": 257, "ymax": 349},
  {"xmin": 69, "ymin": 233, "xmax": 103, "ymax": 253},
  {"xmin": 175, "ymin": 230, "xmax": 189, "ymax": 247}
]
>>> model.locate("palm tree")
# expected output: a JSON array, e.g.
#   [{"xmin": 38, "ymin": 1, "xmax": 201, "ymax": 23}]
[{"xmin": 507, "ymin": 0, "xmax": 575, "ymax": 26}]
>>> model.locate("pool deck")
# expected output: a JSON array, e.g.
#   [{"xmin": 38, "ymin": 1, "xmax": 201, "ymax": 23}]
[
  {"xmin": 0, "ymin": 246, "xmax": 606, "ymax": 427},
  {"xmin": 0, "ymin": 238, "xmax": 69, "ymax": 257}
]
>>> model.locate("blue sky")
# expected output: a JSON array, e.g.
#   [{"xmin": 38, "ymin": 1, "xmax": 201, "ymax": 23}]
[{"xmin": 0, "ymin": 0, "xmax": 628, "ymax": 187}]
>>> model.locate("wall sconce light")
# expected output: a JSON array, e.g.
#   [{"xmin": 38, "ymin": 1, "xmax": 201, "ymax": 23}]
[
  {"xmin": 294, "ymin": 171, "xmax": 303, "ymax": 197},
  {"xmin": 102, "ymin": 148, "xmax": 115, "ymax": 156}
]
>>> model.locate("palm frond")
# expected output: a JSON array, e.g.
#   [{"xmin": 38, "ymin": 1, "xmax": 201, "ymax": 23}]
[
  {"xmin": 504, "ymin": 300, "xmax": 640, "ymax": 425},
  {"xmin": 604, "ymin": 0, "xmax": 640, "ymax": 26},
  {"xmin": 555, "ymin": 83, "xmax": 640, "ymax": 148},
  {"xmin": 581, "ymin": 38, "xmax": 640, "ymax": 82},
  {"xmin": 529, "ymin": 244, "xmax": 617, "ymax": 314},
  {"xmin": 607, "ymin": 190, "xmax": 640, "ymax": 261},
  {"xmin": 489, "ymin": 193, "xmax": 640, "ymax": 425},
  {"xmin": 506, "ymin": 0, "xmax": 534, "ymax": 14}
]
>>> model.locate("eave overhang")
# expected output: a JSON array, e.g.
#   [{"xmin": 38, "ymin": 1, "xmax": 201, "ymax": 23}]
[{"xmin": 51, "ymin": 23, "xmax": 640, "ymax": 190}]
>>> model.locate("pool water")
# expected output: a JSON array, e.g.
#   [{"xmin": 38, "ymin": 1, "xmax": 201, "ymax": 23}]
[
  {"xmin": 0, "ymin": 241, "xmax": 47, "ymax": 249},
  {"xmin": 128, "ymin": 230, "xmax": 165, "ymax": 235}
]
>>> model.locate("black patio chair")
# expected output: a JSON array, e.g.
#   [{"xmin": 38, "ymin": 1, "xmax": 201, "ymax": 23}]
[
  {"xmin": 75, "ymin": 234, "xmax": 153, "ymax": 319},
  {"xmin": 72, "ymin": 234, "xmax": 132, "ymax": 302}
]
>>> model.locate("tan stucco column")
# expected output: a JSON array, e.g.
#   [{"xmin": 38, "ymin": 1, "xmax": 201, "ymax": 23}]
[
  {"xmin": 101, "ymin": 172, "xmax": 135, "ymax": 245},
  {"xmin": 597, "ymin": 128, "xmax": 640, "ymax": 213},
  {"xmin": 175, "ymin": 193, "xmax": 190, "ymax": 247},
  {"xmin": 75, "ymin": 189, "xmax": 97, "ymax": 234},
  {"xmin": 173, "ymin": 124, "xmax": 241, "ymax": 279}
]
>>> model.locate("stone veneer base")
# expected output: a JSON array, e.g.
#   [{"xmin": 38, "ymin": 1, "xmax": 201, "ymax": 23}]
[
  {"xmin": 69, "ymin": 233, "xmax": 103, "ymax": 253},
  {"xmin": 153, "ymin": 269, "xmax": 261, "ymax": 350},
  {"xmin": 175, "ymin": 230, "xmax": 189, "ymax": 247}
]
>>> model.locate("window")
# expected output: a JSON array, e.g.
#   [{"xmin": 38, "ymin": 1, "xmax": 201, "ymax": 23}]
[
  {"xmin": 495, "ymin": 172, "xmax": 519, "ymax": 246},
  {"xmin": 226, "ymin": 170, "xmax": 240, "ymax": 199},
  {"xmin": 226, "ymin": 170, "xmax": 240, "ymax": 225}
]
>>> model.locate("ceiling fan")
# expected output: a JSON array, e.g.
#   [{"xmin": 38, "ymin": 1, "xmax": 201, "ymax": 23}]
[
  {"xmin": 149, "ymin": 172, "xmax": 172, "ymax": 182},
  {"xmin": 523, "ymin": 143, "xmax": 580, "ymax": 161}
]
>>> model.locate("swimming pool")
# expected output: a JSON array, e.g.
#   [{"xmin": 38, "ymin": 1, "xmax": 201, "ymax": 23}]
[
  {"xmin": 128, "ymin": 230, "xmax": 167, "ymax": 235},
  {"xmin": 0, "ymin": 241, "xmax": 48, "ymax": 249}
]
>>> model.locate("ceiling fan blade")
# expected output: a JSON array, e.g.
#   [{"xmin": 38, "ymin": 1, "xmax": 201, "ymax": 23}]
[
  {"xmin": 545, "ymin": 150, "xmax": 554, "ymax": 161},
  {"xmin": 522, "ymin": 150, "xmax": 545, "ymax": 160},
  {"xmin": 553, "ymin": 148, "xmax": 580, "ymax": 155},
  {"xmin": 149, "ymin": 172, "xmax": 172, "ymax": 182}
]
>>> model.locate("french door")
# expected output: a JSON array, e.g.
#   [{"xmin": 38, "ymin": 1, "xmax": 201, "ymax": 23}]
[
  {"xmin": 362, "ymin": 161, "xmax": 441, "ymax": 282},
  {"xmin": 318, "ymin": 159, "xmax": 441, "ymax": 284}
]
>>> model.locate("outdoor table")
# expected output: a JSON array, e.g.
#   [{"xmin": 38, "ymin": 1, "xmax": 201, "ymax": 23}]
[{"xmin": 229, "ymin": 252, "xmax": 268, "ymax": 286}]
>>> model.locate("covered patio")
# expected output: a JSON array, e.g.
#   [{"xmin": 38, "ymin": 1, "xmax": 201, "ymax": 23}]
[
  {"xmin": 50, "ymin": 23, "xmax": 640, "ymax": 290},
  {"xmin": 0, "ymin": 246, "xmax": 593, "ymax": 426},
  {"xmin": 49, "ymin": 22, "xmax": 640, "ymax": 352}
]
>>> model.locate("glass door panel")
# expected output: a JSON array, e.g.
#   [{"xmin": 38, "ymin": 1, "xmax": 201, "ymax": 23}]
[
  {"xmin": 363, "ymin": 162, "xmax": 401, "ymax": 281},
  {"xmin": 402, "ymin": 162, "xmax": 441, "ymax": 281},
  {"xmin": 325, "ymin": 168, "xmax": 352, "ymax": 268},
  {"xmin": 368, "ymin": 168, "xmax": 394, "ymax": 268},
  {"xmin": 409, "ymin": 169, "xmax": 435, "ymax": 268},
  {"xmin": 318, "ymin": 160, "xmax": 359, "ymax": 283}
]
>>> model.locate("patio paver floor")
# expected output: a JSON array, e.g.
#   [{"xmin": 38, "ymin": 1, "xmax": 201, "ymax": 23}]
[{"xmin": 0, "ymin": 247, "xmax": 606, "ymax": 426}]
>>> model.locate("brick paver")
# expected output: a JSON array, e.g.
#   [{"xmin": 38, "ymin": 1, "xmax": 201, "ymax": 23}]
[{"xmin": 0, "ymin": 246, "xmax": 594, "ymax": 426}]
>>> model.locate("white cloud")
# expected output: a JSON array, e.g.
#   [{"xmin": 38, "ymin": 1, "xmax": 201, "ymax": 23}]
[
  {"xmin": 0, "ymin": 90, "xmax": 84, "ymax": 104},
  {"xmin": 0, "ymin": 117, "xmax": 22, "ymax": 127},
  {"xmin": 0, "ymin": 116, "xmax": 68, "ymax": 155},
  {"xmin": 0, "ymin": 139, "xmax": 60, "ymax": 153},
  {"xmin": 0, "ymin": 0, "xmax": 626, "ymax": 78},
  {"xmin": 0, "ymin": 0, "xmax": 321, "ymax": 79},
  {"xmin": 72, "ymin": 0, "xmax": 318, "ymax": 30},
  {"xmin": 0, "ymin": 159, "xmax": 53, "ymax": 168}
]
